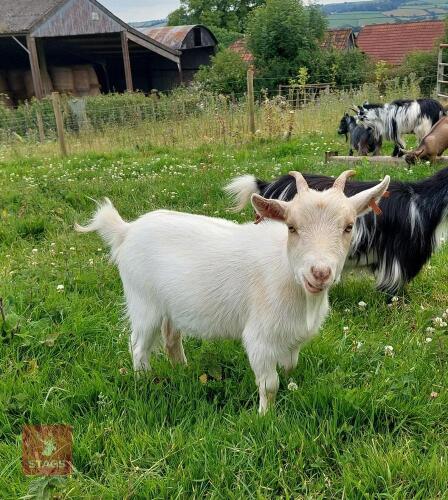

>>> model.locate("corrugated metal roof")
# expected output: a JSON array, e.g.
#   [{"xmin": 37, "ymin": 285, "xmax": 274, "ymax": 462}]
[
  {"xmin": 357, "ymin": 20, "xmax": 445, "ymax": 65},
  {"xmin": 0, "ymin": 0, "xmax": 65, "ymax": 34},
  {"xmin": 321, "ymin": 28, "xmax": 355, "ymax": 50},
  {"xmin": 141, "ymin": 25, "xmax": 199, "ymax": 50}
]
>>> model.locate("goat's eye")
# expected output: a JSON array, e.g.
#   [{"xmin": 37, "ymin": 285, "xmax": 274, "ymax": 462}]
[
  {"xmin": 288, "ymin": 226, "xmax": 296, "ymax": 234},
  {"xmin": 344, "ymin": 224, "xmax": 353, "ymax": 233}
]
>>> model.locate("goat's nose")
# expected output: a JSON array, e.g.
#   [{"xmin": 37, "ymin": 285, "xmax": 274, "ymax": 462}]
[{"xmin": 311, "ymin": 266, "xmax": 332, "ymax": 283}]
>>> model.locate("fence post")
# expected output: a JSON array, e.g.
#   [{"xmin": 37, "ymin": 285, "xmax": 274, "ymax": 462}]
[
  {"xmin": 51, "ymin": 92, "xmax": 67, "ymax": 157},
  {"xmin": 247, "ymin": 67, "xmax": 255, "ymax": 136},
  {"xmin": 36, "ymin": 110, "xmax": 45, "ymax": 142}
]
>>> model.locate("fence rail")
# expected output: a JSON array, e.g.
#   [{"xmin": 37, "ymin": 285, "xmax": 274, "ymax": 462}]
[{"xmin": 0, "ymin": 73, "xmax": 428, "ymax": 159}]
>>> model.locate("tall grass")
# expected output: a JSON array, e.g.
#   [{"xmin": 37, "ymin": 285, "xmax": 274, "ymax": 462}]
[{"xmin": 0, "ymin": 76, "xmax": 422, "ymax": 161}]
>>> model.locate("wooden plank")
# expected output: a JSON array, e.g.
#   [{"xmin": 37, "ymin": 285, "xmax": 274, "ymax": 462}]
[
  {"xmin": 51, "ymin": 92, "xmax": 68, "ymax": 157},
  {"xmin": 325, "ymin": 153, "xmax": 448, "ymax": 166},
  {"xmin": 26, "ymin": 36, "xmax": 43, "ymax": 99},
  {"xmin": 121, "ymin": 31, "xmax": 133, "ymax": 92},
  {"xmin": 247, "ymin": 67, "xmax": 255, "ymax": 136},
  {"xmin": 437, "ymin": 47, "xmax": 443, "ymax": 97}
]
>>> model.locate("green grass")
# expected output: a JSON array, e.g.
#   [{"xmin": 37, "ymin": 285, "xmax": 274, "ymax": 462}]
[{"xmin": 1, "ymin": 135, "xmax": 448, "ymax": 498}]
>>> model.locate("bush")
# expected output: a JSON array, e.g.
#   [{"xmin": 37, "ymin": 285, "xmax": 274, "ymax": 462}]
[
  {"xmin": 194, "ymin": 49, "xmax": 248, "ymax": 95},
  {"xmin": 312, "ymin": 49, "xmax": 372, "ymax": 86},
  {"xmin": 393, "ymin": 50, "xmax": 438, "ymax": 97}
]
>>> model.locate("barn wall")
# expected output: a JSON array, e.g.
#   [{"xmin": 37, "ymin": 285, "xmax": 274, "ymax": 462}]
[
  {"xmin": 181, "ymin": 47, "xmax": 214, "ymax": 70},
  {"xmin": 32, "ymin": 0, "xmax": 123, "ymax": 37}
]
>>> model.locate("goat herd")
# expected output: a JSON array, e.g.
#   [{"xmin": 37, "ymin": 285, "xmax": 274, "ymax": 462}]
[{"xmin": 76, "ymin": 97, "xmax": 448, "ymax": 414}]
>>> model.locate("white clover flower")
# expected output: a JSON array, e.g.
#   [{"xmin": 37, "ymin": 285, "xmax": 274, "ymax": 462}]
[
  {"xmin": 433, "ymin": 317, "xmax": 447, "ymax": 328},
  {"xmin": 425, "ymin": 337, "xmax": 433, "ymax": 343},
  {"xmin": 287, "ymin": 381, "xmax": 298, "ymax": 391},
  {"xmin": 384, "ymin": 345, "xmax": 394, "ymax": 356},
  {"xmin": 356, "ymin": 341, "xmax": 363, "ymax": 350},
  {"xmin": 391, "ymin": 296, "xmax": 399, "ymax": 303},
  {"xmin": 358, "ymin": 301, "xmax": 367, "ymax": 309},
  {"xmin": 56, "ymin": 284, "xmax": 64, "ymax": 292},
  {"xmin": 70, "ymin": 247, "xmax": 75, "ymax": 251},
  {"xmin": 32, "ymin": 248, "xmax": 38, "ymax": 253},
  {"xmin": 343, "ymin": 326, "xmax": 349, "ymax": 332},
  {"xmin": 426, "ymin": 327, "xmax": 435, "ymax": 333},
  {"xmin": 344, "ymin": 308, "xmax": 351, "ymax": 313}
]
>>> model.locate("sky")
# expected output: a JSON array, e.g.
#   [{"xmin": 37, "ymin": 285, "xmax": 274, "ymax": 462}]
[{"xmin": 101, "ymin": 0, "xmax": 369, "ymax": 22}]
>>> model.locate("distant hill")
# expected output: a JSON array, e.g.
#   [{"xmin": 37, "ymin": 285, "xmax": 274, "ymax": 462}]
[
  {"xmin": 323, "ymin": 0, "xmax": 448, "ymax": 29},
  {"xmin": 130, "ymin": 2, "xmax": 448, "ymax": 33},
  {"xmin": 130, "ymin": 19, "xmax": 167, "ymax": 29}
]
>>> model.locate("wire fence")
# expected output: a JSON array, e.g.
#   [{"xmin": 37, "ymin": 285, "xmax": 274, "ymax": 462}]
[{"xmin": 0, "ymin": 74, "xmax": 435, "ymax": 158}]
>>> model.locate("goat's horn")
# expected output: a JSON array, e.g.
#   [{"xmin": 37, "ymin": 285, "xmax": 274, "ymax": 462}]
[
  {"xmin": 350, "ymin": 105, "xmax": 359, "ymax": 113},
  {"xmin": 333, "ymin": 170, "xmax": 356, "ymax": 191},
  {"xmin": 289, "ymin": 171, "xmax": 309, "ymax": 192}
]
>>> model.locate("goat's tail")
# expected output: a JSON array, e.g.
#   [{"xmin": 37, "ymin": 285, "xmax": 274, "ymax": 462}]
[
  {"xmin": 224, "ymin": 174, "xmax": 260, "ymax": 212},
  {"xmin": 75, "ymin": 198, "xmax": 129, "ymax": 255}
]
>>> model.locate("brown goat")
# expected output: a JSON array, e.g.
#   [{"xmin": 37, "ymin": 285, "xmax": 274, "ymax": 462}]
[{"xmin": 405, "ymin": 116, "xmax": 448, "ymax": 165}]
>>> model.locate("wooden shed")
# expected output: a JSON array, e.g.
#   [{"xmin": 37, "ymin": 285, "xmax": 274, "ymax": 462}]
[
  {"xmin": 140, "ymin": 25, "xmax": 218, "ymax": 84},
  {"xmin": 0, "ymin": 0, "xmax": 185, "ymax": 103}
]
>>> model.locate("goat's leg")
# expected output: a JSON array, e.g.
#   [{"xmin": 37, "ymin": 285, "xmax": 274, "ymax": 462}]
[
  {"xmin": 278, "ymin": 347, "xmax": 300, "ymax": 375},
  {"xmin": 162, "ymin": 318, "xmax": 187, "ymax": 365},
  {"xmin": 127, "ymin": 294, "xmax": 162, "ymax": 372},
  {"xmin": 245, "ymin": 338, "xmax": 279, "ymax": 415},
  {"xmin": 393, "ymin": 137, "xmax": 406, "ymax": 157},
  {"xmin": 348, "ymin": 148, "xmax": 354, "ymax": 156}
]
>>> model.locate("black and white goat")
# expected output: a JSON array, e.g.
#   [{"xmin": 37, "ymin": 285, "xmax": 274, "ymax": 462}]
[
  {"xmin": 225, "ymin": 169, "xmax": 448, "ymax": 295},
  {"xmin": 356, "ymin": 99, "xmax": 445, "ymax": 157},
  {"xmin": 338, "ymin": 113, "xmax": 382, "ymax": 156}
]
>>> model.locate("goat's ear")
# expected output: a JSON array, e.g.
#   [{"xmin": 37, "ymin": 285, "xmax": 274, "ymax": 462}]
[
  {"xmin": 349, "ymin": 176, "xmax": 390, "ymax": 216},
  {"xmin": 251, "ymin": 194, "xmax": 288, "ymax": 222}
]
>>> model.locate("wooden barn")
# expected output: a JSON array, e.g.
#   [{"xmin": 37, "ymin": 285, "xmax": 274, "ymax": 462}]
[
  {"xmin": 0, "ymin": 0, "xmax": 215, "ymax": 104},
  {"xmin": 139, "ymin": 26, "xmax": 218, "ymax": 85}
]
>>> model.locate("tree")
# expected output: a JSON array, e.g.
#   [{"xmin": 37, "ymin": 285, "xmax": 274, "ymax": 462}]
[
  {"xmin": 312, "ymin": 49, "xmax": 372, "ymax": 86},
  {"xmin": 194, "ymin": 48, "xmax": 248, "ymax": 94},
  {"xmin": 246, "ymin": 0, "xmax": 327, "ymax": 87},
  {"xmin": 167, "ymin": 0, "xmax": 265, "ymax": 33}
]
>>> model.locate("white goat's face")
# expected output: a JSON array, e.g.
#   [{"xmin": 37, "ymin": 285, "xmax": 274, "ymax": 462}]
[{"xmin": 252, "ymin": 170, "xmax": 390, "ymax": 295}]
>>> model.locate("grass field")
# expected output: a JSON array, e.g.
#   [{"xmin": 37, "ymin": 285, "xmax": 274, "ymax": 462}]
[
  {"xmin": 326, "ymin": 0, "xmax": 448, "ymax": 28},
  {"xmin": 1, "ymin": 130, "xmax": 448, "ymax": 497}
]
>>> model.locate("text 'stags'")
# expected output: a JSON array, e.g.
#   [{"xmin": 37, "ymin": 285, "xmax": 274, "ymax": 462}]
[{"xmin": 22, "ymin": 425, "xmax": 72, "ymax": 476}]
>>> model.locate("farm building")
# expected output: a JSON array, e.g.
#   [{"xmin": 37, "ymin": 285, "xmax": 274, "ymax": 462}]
[
  {"xmin": 139, "ymin": 26, "xmax": 218, "ymax": 84},
  {"xmin": 321, "ymin": 28, "xmax": 356, "ymax": 51},
  {"xmin": 0, "ymin": 0, "xmax": 217, "ymax": 104},
  {"xmin": 357, "ymin": 20, "xmax": 445, "ymax": 65},
  {"xmin": 229, "ymin": 38, "xmax": 254, "ymax": 64},
  {"xmin": 230, "ymin": 29, "xmax": 356, "ymax": 65}
]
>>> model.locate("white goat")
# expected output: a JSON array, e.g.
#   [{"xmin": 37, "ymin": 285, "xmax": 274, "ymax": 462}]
[{"xmin": 75, "ymin": 171, "xmax": 390, "ymax": 414}]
